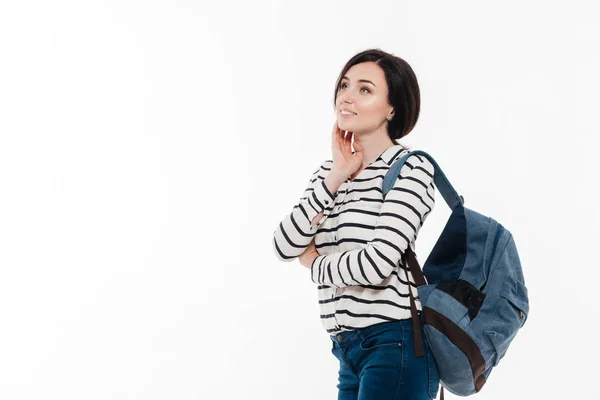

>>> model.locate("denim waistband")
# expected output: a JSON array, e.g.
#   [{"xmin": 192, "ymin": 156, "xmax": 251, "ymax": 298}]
[{"xmin": 329, "ymin": 317, "xmax": 419, "ymax": 345}]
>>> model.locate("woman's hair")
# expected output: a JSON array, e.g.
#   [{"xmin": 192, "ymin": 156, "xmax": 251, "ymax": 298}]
[{"xmin": 333, "ymin": 48, "xmax": 420, "ymax": 148}]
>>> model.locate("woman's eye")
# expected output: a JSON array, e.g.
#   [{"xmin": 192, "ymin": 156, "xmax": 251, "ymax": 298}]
[{"xmin": 339, "ymin": 83, "xmax": 370, "ymax": 93}]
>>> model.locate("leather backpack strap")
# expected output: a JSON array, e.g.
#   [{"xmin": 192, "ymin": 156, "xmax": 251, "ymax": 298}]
[
  {"xmin": 405, "ymin": 246, "xmax": 426, "ymax": 286},
  {"xmin": 406, "ymin": 247, "xmax": 445, "ymax": 399},
  {"xmin": 403, "ymin": 248, "xmax": 425, "ymax": 358}
]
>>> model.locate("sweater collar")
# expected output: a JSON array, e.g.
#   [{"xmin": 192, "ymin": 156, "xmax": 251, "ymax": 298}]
[{"xmin": 379, "ymin": 144, "xmax": 408, "ymax": 166}]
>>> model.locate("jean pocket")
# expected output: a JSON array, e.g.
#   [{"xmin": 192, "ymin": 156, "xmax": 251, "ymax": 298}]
[
  {"xmin": 359, "ymin": 332, "xmax": 403, "ymax": 351},
  {"xmin": 331, "ymin": 341, "xmax": 342, "ymax": 362}
]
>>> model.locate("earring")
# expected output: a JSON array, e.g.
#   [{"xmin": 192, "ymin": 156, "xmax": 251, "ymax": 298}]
[{"xmin": 387, "ymin": 115, "xmax": 392, "ymax": 121}]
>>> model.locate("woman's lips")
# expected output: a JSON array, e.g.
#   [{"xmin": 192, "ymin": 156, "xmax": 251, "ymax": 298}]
[{"xmin": 340, "ymin": 111, "xmax": 356, "ymax": 119}]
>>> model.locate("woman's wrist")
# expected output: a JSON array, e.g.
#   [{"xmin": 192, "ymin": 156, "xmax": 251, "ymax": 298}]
[
  {"xmin": 324, "ymin": 171, "xmax": 347, "ymax": 195},
  {"xmin": 308, "ymin": 253, "xmax": 319, "ymax": 269},
  {"xmin": 300, "ymin": 251, "xmax": 320, "ymax": 270}
]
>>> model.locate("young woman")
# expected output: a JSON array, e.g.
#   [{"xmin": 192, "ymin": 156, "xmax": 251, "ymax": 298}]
[{"xmin": 273, "ymin": 48, "xmax": 441, "ymax": 399}]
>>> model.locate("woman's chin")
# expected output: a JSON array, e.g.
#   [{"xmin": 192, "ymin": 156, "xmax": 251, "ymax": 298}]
[
  {"xmin": 339, "ymin": 125, "xmax": 362, "ymax": 135},
  {"xmin": 337, "ymin": 121, "xmax": 354, "ymax": 131}
]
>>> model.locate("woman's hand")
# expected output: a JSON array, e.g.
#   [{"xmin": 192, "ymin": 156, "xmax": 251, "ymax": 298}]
[
  {"xmin": 299, "ymin": 238, "xmax": 320, "ymax": 269},
  {"xmin": 331, "ymin": 121, "xmax": 364, "ymax": 178},
  {"xmin": 299, "ymin": 122, "xmax": 362, "ymax": 270}
]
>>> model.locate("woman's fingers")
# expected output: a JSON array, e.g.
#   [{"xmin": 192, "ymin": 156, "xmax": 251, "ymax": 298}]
[
  {"xmin": 333, "ymin": 122, "xmax": 343, "ymax": 151},
  {"xmin": 331, "ymin": 121, "xmax": 337, "ymax": 148},
  {"xmin": 331, "ymin": 121, "xmax": 358, "ymax": 169},
  {"xmin": 341, "ymin": 130, "xmax": 351, "ymax": 156}
]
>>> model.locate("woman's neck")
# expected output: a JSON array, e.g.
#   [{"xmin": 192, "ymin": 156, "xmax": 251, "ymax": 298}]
[
  {"xmin": 356, "ymin": 139, "xmax": 396, "ymax": 170},
  {"xmin": 349, "ymin": 139, "xmax": 396, "ymax": 181}
]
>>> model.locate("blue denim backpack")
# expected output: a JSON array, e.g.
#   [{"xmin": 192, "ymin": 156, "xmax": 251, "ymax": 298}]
[{"xmin": 382, "ymin": 150, "xmax": 530, "ymax": 398}]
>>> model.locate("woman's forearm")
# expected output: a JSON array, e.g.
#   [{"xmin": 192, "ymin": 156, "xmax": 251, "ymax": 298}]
[{"xmin": 310, "ymin": 172, "xmax": 346, "ymax": 227}]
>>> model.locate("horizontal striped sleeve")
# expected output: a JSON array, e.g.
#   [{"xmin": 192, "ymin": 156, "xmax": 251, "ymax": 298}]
[
  {"xmin": 272, "ymin": 160, "xmax": 336, "ymax": 262},
  {"xmin": 310, "ymin": 155, "xmax": 436, "ymax": 286}
]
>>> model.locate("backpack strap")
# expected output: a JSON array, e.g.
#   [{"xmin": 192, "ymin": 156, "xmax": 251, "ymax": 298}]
[
  {"xmin": 402, "ymin": 250, "xmax": 424, "ymax": 358},
  {"xmin": 383, "ymin": 149, "xmax": 464, "ymax": 357},
  {"xmin": 386, "ymin": 150, "xmax": 457, "ymax": 397},
  {"xmin": 382, "ymin": 150, "xmax": 464, "ymax": 211},
  {"xmin": 405, "ymin": 247, "xmax": 446, "ymax": 399},
  {"xmin": 403, "ymin": 247, "xmax": 426, "ymax": 358}
]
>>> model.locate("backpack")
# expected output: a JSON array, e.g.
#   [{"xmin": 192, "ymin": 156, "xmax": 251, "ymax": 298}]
[{"xmin": 382, "ymin": 150, "xmax": 529, "ymax": 398}]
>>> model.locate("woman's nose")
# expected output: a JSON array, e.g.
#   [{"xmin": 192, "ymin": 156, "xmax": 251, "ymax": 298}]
[{"xmin": 340, "ymin": 93, "xmax": 354, "ymax": 104}]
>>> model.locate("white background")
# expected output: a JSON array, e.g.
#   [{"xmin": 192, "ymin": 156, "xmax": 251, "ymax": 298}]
[{"xmin": 0, "ymin": 1, "xmax": 598, "ymax": 399}]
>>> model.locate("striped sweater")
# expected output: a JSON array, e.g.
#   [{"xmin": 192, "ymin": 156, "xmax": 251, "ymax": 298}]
[{"xmin": 272, "ymin": 144, "xmax": 436, "ymax": 336}]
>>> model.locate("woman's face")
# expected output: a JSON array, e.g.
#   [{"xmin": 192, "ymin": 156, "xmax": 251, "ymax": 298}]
[{"xmin": 335, "ymin": 61, "xmax": 394, "ymax": 135}]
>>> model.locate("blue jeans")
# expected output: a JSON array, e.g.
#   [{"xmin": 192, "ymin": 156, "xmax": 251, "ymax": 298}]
[{"xmin": 330, "ymin": 318, "xmax": 440, "ymax": 400}]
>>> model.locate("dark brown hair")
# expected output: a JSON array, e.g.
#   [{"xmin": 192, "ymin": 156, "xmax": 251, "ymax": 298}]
[{"xmin": 333, "ymin": 48, "xmax": 421, "ymax": 147}]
